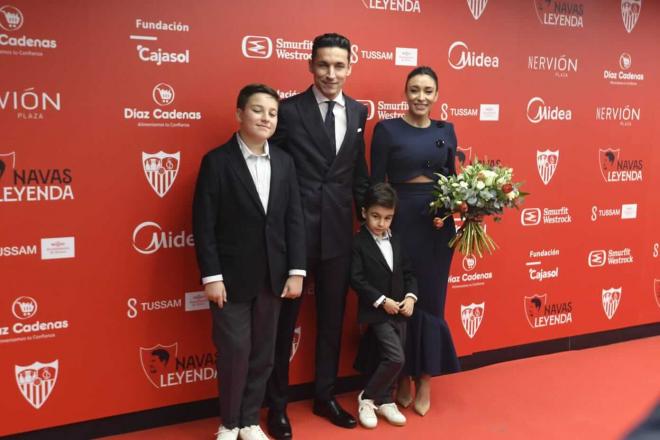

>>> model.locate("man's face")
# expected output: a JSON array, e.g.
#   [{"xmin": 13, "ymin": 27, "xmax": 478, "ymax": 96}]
[
  {"xmin": 362, "ymin": 205, "xmax": 395, "ymax": 238},
  {"xmin": 309, "ymin": 47, "xmax": 352, "ymax": 100}
]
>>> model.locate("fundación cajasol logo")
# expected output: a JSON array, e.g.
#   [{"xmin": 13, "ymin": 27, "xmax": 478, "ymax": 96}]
[{"xmin": 15, "ymin": 360, "xmax": 59, "ymax": 409}]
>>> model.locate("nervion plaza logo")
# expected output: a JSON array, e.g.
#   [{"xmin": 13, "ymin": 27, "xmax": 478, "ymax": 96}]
[
  {"xmin": 599, "ymin": 148, "xmax": 643, "ymax": 183},
  {"xmin": 360, "ymin": 0, "xmax": 421, "ymax": 13},
  {"xmin": 461, "ymin": 302, "xmax": 484, "ymax": 339},
  {"xmin": 526, "ymin": 97, "xmax": 572, "ymax": 124},
  {"xmin": 124, "ymin": 83, "xmax": 202, "ymax": 128},
  {"xmin": 0, "ymin": 5, "xmax": 58, "ymax": 57},
  {"xmin": 526, "ymin": 248, "xmax": 560, "ymax": 283},
  {"xmin": 139, "ymin": 342, "xmax": 217, "ymax": 388},
  {"xmin": 448, "ymin": 41, "xmax": 499, "ymax": 70},
  {"xmin": 525, "ymin": 294, "xmax": 572, "ymax": 328},
  {"xmin": 595, "ymin": 105, "xmax": 640, "ymax": 127},
  {"xmin": 591, "ymin": 203, "xmax": 637, "ymax": 222},
  {"xmin": 587, "ymin": 248, "xmax": 633, "ymax": 268},
  {"xmin": 603, "ymin": 53, "xmax": 644, "ymax": 86},
  {"xmin": 132, "ymin": 221, "xmax": 194, "ymax": 255},
  {"xmin": 467, "ymin": 0, "xmax": 489, "ymax": 20},
  {"xmin": 520, "ymin": 207, "xmax": 572, "ymax": 226},
  {"xmin": 601, "ymin": 287, "xmax": 622, "ymax": 320},
  {"xmin": 142, "ymin": 151, "xmax": 180, "ymax": 197},
  {"xmin": 621, "ymin": 0, "xmax": 641, "ymax": 33},
  {"xmin": 0, "ymin": 152, "xmax": 74, "ymax": 203},
  {"xmin": 440, "ymin": 102, "xmax": 499, "ymax": 121},
  {"xmin": 15, "ymin": 360, "xmax": 58, "ymax": 409},
  {"xmin": 1, "ymin": 87, "xmax": 61, "ymax": 120},
  {"xmin": 536, "ymin": 149, "xmax": 559, "ymax": 185},
  {"xmin": 527, "ymin": 54, "xmax": 578, "ymax": 79},
  {"xmin": 533, "ymin": 0, "xmax": 584, "ymax": 28}
]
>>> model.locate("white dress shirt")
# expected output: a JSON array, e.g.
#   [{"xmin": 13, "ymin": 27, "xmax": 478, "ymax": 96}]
[
  {"xmin": 202, "ymin": 134, "xmax": 305, "ymax": 285},
  {"xmin": 312, "ymin": 85, "xmax": 347, "ymax": 153},
  {"xmin": 367, "ymin": 228, "xmax": 418, "ymax": 308}
]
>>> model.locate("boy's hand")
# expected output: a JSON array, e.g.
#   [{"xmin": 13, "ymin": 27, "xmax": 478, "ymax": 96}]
[
  {"xmin": 382, "ymin": 298, "xmax": 400, "ymax": 315},
  {"xmin": 205, "ymin": 281, "xmax": 227, "ymax": 308},
  {"xmin": 399, "ymin": 297, "xmax": 415, "ymax": 317},
  {"xmin": 281, "ymin": 275, "xmax": 303, "ymax": 299}
]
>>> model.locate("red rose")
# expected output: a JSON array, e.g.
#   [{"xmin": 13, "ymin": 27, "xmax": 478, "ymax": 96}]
[
  {"xmin": 501, "ymin": 183, "xmax": 513, "ymax": 194},
  {"xmin": 459, "ymin": 202, "xmax": 469, "ymax": 213},
  {"xmin": 433, "ymin": 217, "xmax": 444, "ymax": 229}
]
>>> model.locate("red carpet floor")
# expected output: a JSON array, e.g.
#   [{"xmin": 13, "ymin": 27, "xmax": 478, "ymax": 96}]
[{"xmin": 103, "ymin": 336, "xmax": 660, "ymax": 440}]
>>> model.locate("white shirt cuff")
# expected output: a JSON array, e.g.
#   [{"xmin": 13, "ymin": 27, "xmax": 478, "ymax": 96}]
[
  {"xmin": 404, "ymin": 293, "xmax": 418, "ymax": 302},
  {"xmin": 202, "ymin": 274, "xmax": 223, "ymax": 285},
  {"xmin": 373, "ymin": 295, "xmax": 386, "ymax": 308},
  {"xmin": 288, "ymin": 269, "xmax": 306, "ymax": 277}
]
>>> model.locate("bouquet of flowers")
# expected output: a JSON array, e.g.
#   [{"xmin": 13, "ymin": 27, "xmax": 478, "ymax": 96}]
[{"xmin": 429, "ymin": 159, "xmax": 528, "ymax": 257}]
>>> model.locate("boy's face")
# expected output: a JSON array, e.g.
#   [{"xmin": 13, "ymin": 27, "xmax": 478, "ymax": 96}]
[
  {"xmin": 362, "ymin": 205, "xmax": 394, "ymax": 237},
  {"xmin": 236, "ymin": 93, "xmax": 278, "ymax": 142}
]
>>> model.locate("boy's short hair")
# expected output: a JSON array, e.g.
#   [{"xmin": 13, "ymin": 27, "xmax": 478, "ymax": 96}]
[
  {"xmin": 236, "ymin": 83, "xmax": 280, "ymax": 110},
  {"xmin": 364, "ymin": 182, "xmax": 398, "ymax": 210},
  {"xmin": 311, "ymin": 33, "xmax": 351, "ymax": 61}
]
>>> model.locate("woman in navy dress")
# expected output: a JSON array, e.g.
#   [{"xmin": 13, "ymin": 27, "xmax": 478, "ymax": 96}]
[{"xmin": 370, "ymin": 66, "xmax": 460, "ymax": 416}]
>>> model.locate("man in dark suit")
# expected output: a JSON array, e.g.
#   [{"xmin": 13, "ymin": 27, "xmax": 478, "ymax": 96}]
[
  {"xmin": 193, "ymin": 84, "xmax": 306, "ymax": 440},
  {"xmin": 266, "ymin": 33, "xmax": 370, "ymax": 438}
]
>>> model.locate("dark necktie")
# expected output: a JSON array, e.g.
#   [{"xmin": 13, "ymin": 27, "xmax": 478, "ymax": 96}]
[{"xmin": 324, "ymin": 100, "xmax": 336, "ymax": 156}]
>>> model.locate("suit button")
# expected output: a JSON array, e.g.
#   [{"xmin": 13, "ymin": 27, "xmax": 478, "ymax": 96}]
[{"xmin": 425, "ymin": 161, "xmax": 431, "ymax": 168}]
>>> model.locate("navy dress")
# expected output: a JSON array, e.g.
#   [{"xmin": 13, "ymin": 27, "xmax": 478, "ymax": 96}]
[{"xmin": 371, "ymin": 117, "xmax": 460, "ymax": 377}]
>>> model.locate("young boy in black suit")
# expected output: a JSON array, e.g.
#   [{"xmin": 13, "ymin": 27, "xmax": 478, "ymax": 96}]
[{"xmin": 350, "ymin": 182, "xmax": 418, "ymax": 429}]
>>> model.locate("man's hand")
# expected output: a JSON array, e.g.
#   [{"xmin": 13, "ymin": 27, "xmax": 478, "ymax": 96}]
[
  {"xmin": 382, "ymin": 298, "xmax": 400, "ymax": 315},
  {"xmin": 281, "ymin": 275, "xmax": 303, "ymax": 299},
  {"xmin": 205, "ymin": 281, "xmax": 227, "ymax": 308},
  {"xmin": 399, "ymin": 297, "xmax": 415, "ymax": 317}
]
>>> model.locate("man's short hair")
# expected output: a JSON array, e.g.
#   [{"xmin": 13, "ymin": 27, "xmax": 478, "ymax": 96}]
[
  {"xmin": 311, "ymin": 33, "xmax": 351, "ymax": 61},
  {"xmin": 236, "ymin": 83, "xmax": 280, "ymax": 110},
  {"xmin": 364, "ymin": 182, "xmax": 398, "ymax": 211}
]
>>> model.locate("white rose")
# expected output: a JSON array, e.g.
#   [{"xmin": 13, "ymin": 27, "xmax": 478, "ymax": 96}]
[
  {"xmin": 480, "ymin": 170, "xmax": 497, "ymax": 186},
  {"xmin": 506, "ymin": 189, "xmax": 519, "ymax": 200},
  {"xmin": 476, "ymin": 181, "xmax": 485, "ymax": 190}
]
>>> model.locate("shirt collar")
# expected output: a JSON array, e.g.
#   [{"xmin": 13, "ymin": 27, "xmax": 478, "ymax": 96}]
[
  {"xmin": 312, "ymin": 85, "xmax": 345, "ymax": 108},
  {"xmin": 366, "ymin": 227, "xmax": 392, "ymax": 242},
  {"xmin": 236, "ymin": 133, "xmax": 270, "ymax": 160}
]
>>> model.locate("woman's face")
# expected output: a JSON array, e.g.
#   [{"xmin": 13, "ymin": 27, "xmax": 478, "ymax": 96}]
[{"xmin": 405, "ymin": 74, "xmax": 438, "ymax": 118}]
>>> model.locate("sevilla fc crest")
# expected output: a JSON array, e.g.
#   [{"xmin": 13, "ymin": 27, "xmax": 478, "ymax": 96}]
[
  {"xmin": 15, "ymin": 360, "xmax": 59, "ymax": 409},
  {"xmin": 467, "ymin": 0, "xmax": 488, "ymax": 20},
  {"xmin": 601, "ymin": 287, "xmax": 622, "ymax": 320},
  {"xmin": 289, "ymin": 326, "xmax": 301, "ymax": 362},
  {"xmin": 621, "ymin": 0, "xmax": 642, "ymax": 33},
  {"xmin": 461, "ymin": 302, "xmax": 484, "ymax": 338},
  {"xmin": 599, "ymin": 148, "xmax": 620, "ymax": 182},
  {"xmin": 142, "ymin": 151, "xmax": 180, "ymax": 197},
  {"xmin": 0, "ymin": 151, "xmax": 16, "ymax": 183},
  {"xmin": 456, "ymin": 146, "xmax": 472, "ymax": 171},
  {"xmin": 654, "ymin": 279, "xmax": 660, "ymax": 308},
  {"xmin": 536, "ymin": 150, "xmax": 559, "ymax": 185},
  {"xmin": 140, "ymin": 343, "xmax": 178, "ymax": 388},
  {"xmin": 524, "ymin": 294, "xmax": 547, "ymax": 328}
]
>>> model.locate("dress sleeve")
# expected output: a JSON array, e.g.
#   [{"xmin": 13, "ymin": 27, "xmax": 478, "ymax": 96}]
[{"xmin": 370, "ymin": 122, "xmax": 390, "ymax": 182}]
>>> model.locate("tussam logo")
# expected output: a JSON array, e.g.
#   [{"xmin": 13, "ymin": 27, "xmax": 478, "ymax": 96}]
[
  {"xmin": 526, "ymin": 97, "xmax": 572, "ymax": 123},
  {"xmin": 132, "ymin": 221, "xmax": 194, "ymax": 255},
  {"xmin": 621, "ymin": 0, "xmax": 641, "ymax": 33},
  {"xmin": 440, "ymin": 103, "xmax": 499, "ymax": 121},
  {"xmin": 467, "ymin": 0, "xmax": 489, "ymax": 19},
  {"xmin": 242, "ymin": 35, "xmax": 272, "ymax": 59},
  {"xmin": 0, "ymin": 5, "xmax": 22, "ymax": 31},
  {"xmin": 536, "ymin": 150, "xmax": 559, "ymax": 185},
  {"xmin": 127, "ymin": 296, "xmax": 183, "ymax": 319},
  {"xmin": 360, "ymin": 0, "xmax": 421, "ymax": 13},
  {"xmin": 461, "ymin": 302, "xmax": 484, "ymax": 339},
  {"xmin": 591, "ymin": 204, "xmax": 637, "ymax": 221},
  {"xmin": 447, "ymin": 41, "xmax": 499, "ymax": 70}
]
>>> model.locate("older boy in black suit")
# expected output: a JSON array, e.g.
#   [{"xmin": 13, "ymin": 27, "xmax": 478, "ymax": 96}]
[{"xmin": 350, "ymin": 183, "xmax": 418, "ymax": 429}]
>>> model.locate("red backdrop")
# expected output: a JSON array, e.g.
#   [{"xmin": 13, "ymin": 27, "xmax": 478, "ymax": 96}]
[{"xmin": 1, "ymin": 0, "xmax": 659, "ymax": 435}]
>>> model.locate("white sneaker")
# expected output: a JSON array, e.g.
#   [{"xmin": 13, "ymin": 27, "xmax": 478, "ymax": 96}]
[
  {"xmin": 376, "ymin": 402, "xmax": 407, "ymax": 426},
  {"xmin": 239, "ymin": 425, "xmax": 270, "ymax": 440},
  {"xmin": 215, "ymin": 425, "xmax": 239, "ymax": 440},
  {"xmin": 358, "ymin": 391, "xmax": 378, "ymax": 429}
]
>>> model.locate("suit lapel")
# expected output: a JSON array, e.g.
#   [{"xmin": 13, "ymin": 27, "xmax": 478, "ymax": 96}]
[
  {"xmin": 361, "ymin": 227, "xmax": 392, "ymax": 273},
  {"xmin": 298, "ymin": 87, "xmax": 335, "ymax": 162},
  {"xmin": 227, "ymin": 137, "xmax": 266, "ymax": 216}
]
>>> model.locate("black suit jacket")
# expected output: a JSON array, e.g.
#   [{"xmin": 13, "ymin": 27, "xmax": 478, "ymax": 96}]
[
  {"xmin": 192, "ymin": 135, "xmax": 306, "ymax": 302},
  {"xmin": 270, "ymin": 86, "xmax": 370, "ymax": 261},
  {"xmin": 350, "ymin": 226, "xmax": 418, "ymax": 324}
]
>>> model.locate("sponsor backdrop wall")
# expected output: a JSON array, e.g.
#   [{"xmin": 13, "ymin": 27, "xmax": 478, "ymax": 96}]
[{"xmin": 1, "ymin": 0, "xmax": 659, "ymax": 435}]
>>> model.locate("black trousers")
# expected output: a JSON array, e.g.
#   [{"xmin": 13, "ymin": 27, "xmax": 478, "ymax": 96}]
[
  {"xmin": 212, "ymin": 288, "xmax": 281, "ymax": 429},
  {"xmin": 267, "ymin": 254, "xmax": 351, "ymax": 409},
  {"xmin": 362, "ymin": 320, "xmax": 407, "ymax": 405}
]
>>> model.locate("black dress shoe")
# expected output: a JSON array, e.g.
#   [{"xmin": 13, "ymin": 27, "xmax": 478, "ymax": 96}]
[
  {"xmin": 312, "ymin": 398, "xmax": 357, "ymax": 429},
  {"xmin": 267, "ymin": 409, "xmax": 292, "ymax": 439}
]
